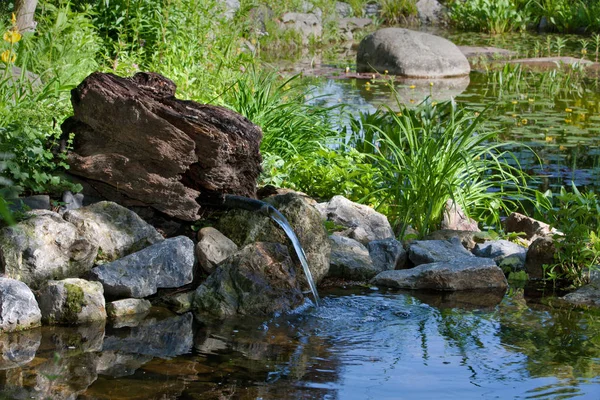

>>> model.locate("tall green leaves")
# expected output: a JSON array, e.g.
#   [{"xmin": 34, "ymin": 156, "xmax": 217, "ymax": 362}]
[{"xmin": 349, "ymin": 97, "xmax": 530, "ymax": 237}]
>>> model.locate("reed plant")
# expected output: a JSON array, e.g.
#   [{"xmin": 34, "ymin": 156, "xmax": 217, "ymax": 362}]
[{"xmin": 348, "ymin": 96, "xmax": 531, "ymax": 237}]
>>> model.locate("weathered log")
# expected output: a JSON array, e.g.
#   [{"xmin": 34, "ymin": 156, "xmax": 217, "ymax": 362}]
[{"xmin": 62, "ymin": 72, "xmax": 263, "ymax": 221}]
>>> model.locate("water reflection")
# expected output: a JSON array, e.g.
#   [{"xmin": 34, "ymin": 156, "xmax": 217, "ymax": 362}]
[{"xmin": 0, "ymin": 289, "xmax": 599, "ymax": 399}]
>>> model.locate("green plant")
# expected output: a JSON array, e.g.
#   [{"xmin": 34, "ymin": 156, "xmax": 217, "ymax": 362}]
[
  {"xmin": 552, "ymin": 36, "xmax": 567, "ymax": 56},
  {"xmin": 379, "ymin": 0, "xmax": 418, "ymax": 25},
  {"xmin": 535, "ymin": 184, "xmax": 600, "ymax": 287},
  {"xmin": 448, "ymin": 0, "xmax": 530, "ymax": 34},
  {"xmin": 593, "ymin": 33, "xmax": 600, "ymax": 62},
  {"xmin": 348, "ymin": 96, "xmax": 531, "ymax": 238}
]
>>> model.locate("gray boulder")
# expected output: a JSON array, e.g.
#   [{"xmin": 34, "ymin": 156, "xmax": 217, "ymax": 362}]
[
  {"xmin": 561, "ymin": 271, "xmax": 600, "ymax": 307},
  {"xmin": 425, "ymin": 229, "xmax": 485, "ymax": 251},
  {"xmin": 338, "ymin": 18, "xmax": 372, "ymax": 42},
  {"xmin": 196, "ymin": 227, "xmax": 238, "ymax": 274},
  {"xmin": 368, "ymin": 237, "xmax": 407, "ymax": 270},
  {"xmin": 357, "ymin": 28, "xmax": 470, "ymax": 78},
  {"xmin": 282, "ymin": 13, "xmax": 322, "ymax": 43},
  {"xmin": 371, "ymin": 257, "xmax": 507, "ymax": 290},
  {"xmin": 317, "ymin": 195, "xmax": 394, "ymax": 245},
  {"xmin": 91, "ymin": 236, "xmax": 195, "ymax": 298},
  {"xmin": 8, "ymin": 195, "xmax": 51, "ymax": 213},
  {"xmin": 473, "ymin": 240, "xmax": 527, "ymax": 272},
  {"xmin": 222, "ymin": 0, "xmax": 240, "ymax": 20},
  {"xmin": 408, "ymin": 237, "xmax": 472, "ymax": 266},
  {"xmin": 193, "ymin": 242, "xmax": 304, "ymax": 318},
  {"xmin": 58, "ymin": 190, "xmax": 85, "ymax": 214},
  {"xmin": 441, "ymin": 200, "xmax": 480, "ymax": 231},
  {"xmin": 0, "ymin": 210, "xmax": 97, "ymax": 288},
  {"xmin": 106, "ymin": 298, "xmax": 152, "ymax": 319},
  {"xmin": 416, "ymin": 0, "xmax": 445, "ymax": 25},
  {"xmin": 336, "ymin": 1, "xmax": 353, "ymax": 17},
  {"xmin": 328, "ymin": 235, "xmax": 377, "ymax": 280},
  {"xmin": 0, "ymin": 277, "xmax": 41, "ymax": 333},
  {"xmin": 218, "ymin": 192, "xmax": 330, "ymax": 288},
  {"xmin": 37, "ymin": 278, "xmax": 106, "ymax": 325},
  {"xmin": 63, "ymin": 201, "xmax": 163, "ymax": 264}
]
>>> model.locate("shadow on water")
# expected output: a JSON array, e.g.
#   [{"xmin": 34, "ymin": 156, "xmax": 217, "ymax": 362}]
[{"xmin": 1, "ymin": 287, "xmax": 599, "ymax": 399}]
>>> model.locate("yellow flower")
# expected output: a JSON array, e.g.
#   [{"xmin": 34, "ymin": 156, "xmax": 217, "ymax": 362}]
[
  {"xmin": 564, "ymin": 119, "xmax": 572, "ymax": 123},
  {"xmin": 396, "ymin": 112, "xmax": 402, "ymax": 116},
  {"xmin": 565, "ymin": 108, "xmax": 573, "ymax": 113},
  {"xmin": 409, "ymin": 85, "xmax": 416, "ymax": 89},
  {"xmin": 345, "ymin": 66, "xmax": 350, "ymax": 74},
  {"xmin": 545, "ymin": 136, "xmax": 554, "ymax": 142},
  {"xmin": 582, "ymin": 49, "xmax": 588, "ymax": 55},
  {"xmin": 432, "ymin": 101, "xmax": 438, "ymax": 106},
  {"xmin": 521, "ymin": 118, "xmax": 528, "ymax": 125},
  {"xmin": 429, "ymin": 82, "xmax": 434, "ymax": 86},
  {"xmin": 559, "ymin": 145, "xmax": 567, "ymax": 151},
  {"xmin": 409, "ymin": 99, "xmax": 415, "ymax": 103},
  {"xmin": 11, "ymin": 13, "xmax": 16, "ymax": 25},
  {"xmin": 511, "ymin": 100, "xmax": 518, "ymax": 105},
  {"xmin": 528, "ymin": 98, "xmax": 534, "ymax": 103},
  {"xmin": 384, "ymin": 70, "xmax": 388, "ymax": 74},
  {"xmin": 365, "ymin": 81, "xmax": 370, "ymax": 86},
  {"xmin": 3, "ymin": 30, "xmax": 22, "ymax": 44},
  {"xmin": 1, "ymin": 49, "xmax": 16, "ymax": 63},
  {"xmin": 511, "ymin": 114, "xmax": 517, "ymax": 118}
]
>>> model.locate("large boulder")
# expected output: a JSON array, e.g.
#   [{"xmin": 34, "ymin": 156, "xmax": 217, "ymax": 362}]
[
  {"xmin": 317, "ymin": 195, "xmax": 394, "ymax": 245},
  {"xmin": 91, "ymin": 236, "xmax": 195, "ymax": 298},
  {"xmin": 368, "ymin": 237, "xmax": 407, "ymax": 270},
  {"xmin": 472, "ymin": 240, "xmax": 527, "ymax": 272},
  {"xmin": 193, "ymin": 242, "xmax": 305, "ymax": 318},
  {"xmin": 328, "ymin": 235, "xmax": 378, "ymax": 280},
  {"xmin": 416, "ymin": 0, "xmax": 446, "ymax": 25},
  {"xmin": 281, "ymin": 13, "xmax": 322, "ymax": 44},
  {"xmin": 0, "ymin": 277, "xmax": 42, "ymax": 333},
  {"xmin": 217, "ymin": 192, "xmax": 330, "ymax": 288},
  {"xmin": 63, "ymin": 201, "xmax": 163, "ymax": 263},
  {"xmin": 561, "ymin": 271, "xmax": 600, "ymax": 307},
  {"xmin": 36, "ymin": 278, "xmax": 106, "ymax": 325},
  {"xmin": 408, "ymin": 238, "xmax": 473, "ymax": 266},
  {"xmin": 357, "ymin": 28, "xmax": 470, "ymax": 78},
  {"xmin": 441, "ymin": 200, "xmax": 479, "ymax": 232},
  {"xmin": 504, "ymin": 212, "xmax": 553, "ymax": 241},
  {"xmin": 371, "ymin": 257, "xmax": 507, "ymax": 291},
  {"xmin": 62, "ymin": 72, "xmax": 263, "ymax": 221},
  {"xmin": 525, "ymin": 236, "xmax": 556, "ymax": 279},
  {"xmin": 0, "ymin": 210, "xmax": 97, "ymax": 288}
]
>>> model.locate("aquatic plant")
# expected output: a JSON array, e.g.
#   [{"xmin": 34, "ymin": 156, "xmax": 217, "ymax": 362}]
[
  {"xmin": 348, "ymin": 96, "xmax": 531, "ymax": 238},
  {"xmin": 448, "ymin": 0, "xmax": 530, "ymax": 34}
]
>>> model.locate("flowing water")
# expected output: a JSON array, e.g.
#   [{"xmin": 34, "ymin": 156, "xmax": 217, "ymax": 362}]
[{"xmin": 1, "ymin": 287, "xmax": 599, "ymax": 399}]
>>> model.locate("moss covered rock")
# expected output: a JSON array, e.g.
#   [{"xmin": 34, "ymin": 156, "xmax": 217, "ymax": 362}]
[
  {"xmin": 0, "ymin": 277, "xmax": 42, "ymax": 333},
  {"xmin": 36, "ymin": 278, "xmax": 106, "ymax": 325}
]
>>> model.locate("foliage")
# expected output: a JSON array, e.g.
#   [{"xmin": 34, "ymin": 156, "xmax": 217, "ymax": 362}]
[
  {"xmin": 0, "ymin": 153, "xmax": 14, "ymax": 225},
  {"xmin": 347, "ymin": 96, "xmax": 530, "ymax": 238},
  {"xmin": 448, "ymin": 0, "xmax": 531, "ymax": 34},
  {"xmin": 531, "ymin": 0, "xmax": 600, "ymax": 33},
  {"xmin": 379, "ymin": 0, "xmax": 418, "ymax": 25},
  {"xmin": 534, "ymin": 185, "xmax": 600, "ymax": 287}
]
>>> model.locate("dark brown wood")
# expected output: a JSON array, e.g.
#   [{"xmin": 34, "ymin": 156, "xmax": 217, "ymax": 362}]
[{"xmin": 62, "ymin": 72, "xmax": 263, "ymax": 221}]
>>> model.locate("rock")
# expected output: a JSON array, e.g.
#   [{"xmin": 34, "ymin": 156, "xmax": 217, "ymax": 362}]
[
  {"xmin": 35, "ymin": 352, "xmax": 99, "ymax": 397},
  {"xmin": 425, "ymin": 229, "xmax": 486, "ymax": 251},
  {"xmin": 371, "ymin": 257, "xmax": 507, "ymax": 290},
  {"xmin": 248, "ymin": 5, "xmax": 273, "ymax": 36},
  {"xmin": 103, "ymin": 312, "xmax": 194, "ymax": 358},
  {"xmin": 281, "ymin": 13, "xmax": 322, "ymax": 43},
  {"xmin": 525, "ymin": 236, "xmax": 556, "ymax": 279},
  {"xmin": 193, "ymin": 242, "xmax": 304, "ymax": 317},
  {"xmin": 416, "ymin": 0, "xmax": 445, "ymax": 25},
  {"xmin": 472, "ymin": 240, "xmax": 527, "ymax": 272},
  {"xmin": 504, "ymin": 212, "xmax": 553, "ymax": 241},
  {"xmin": 106, "ymin": 298, "xmax": 152, "ymax": 318},
  {"xmin": 459, "ymin": 46, "xmax": 517, "ymax": 60},
  {"xmin": 43, "ymin": 321, "xmax": 105, "ymax": 353},
  {"xmin": 37, "ymin": 278, "xmax": 106, "ymax": 324},
  {"xmin": 300, "ymin": 1, "xmax": 322, "ymax": 19},
  {"xmin": 408, "ymin": 238, "xmax": 472, "ymax": 266},
  {"xmin": 0, "ymin": 66, "xmax": 41, "ymax": 88},
  {"xmin": 195, "ymin": 227, "xmax": 238, "ymax": 274},
  {"xmin": 410, "ymin": 288, "xmax": 506, "ymax": 310},
  {"xmin": 58, "ymin": 190, "xmax": 85, "ymax": 214},
  {"xmin": 561, "ymin": 271, "xmax": 600, "ymax": 307},
  {"xmin": 441, "ymin": 200, "xmax": 480, "ymax": 231},
  {"xmin": 364, "ymin": 2, "xmax": 380, "ymax": 18},
  {"xmin": 338, "ymin": 17, "xmax": 372, "ymax": 42},
  {"xmin": 96, "ymin": 351, "xmax": 153, "ymax": 378},
  {"xmin": 218, "ymin": 192, "xmax": 330, "ymax": 288},
  {"xmin": 357, "ymin": 28, "xmax": 470, "ymax": 78},
  {"xmin": 0, "ymin": 328, "xmax": 41, "ymax": 370},
  {"xmin": 336, "ymin": 1, "xmax": 353, "ymax": 17},
  {"xmin": 368, "ymin": 237, "xmax": 407, "ymax": 270},
  {"xmin": 328, "ymin": 235, "xmax": 377, "ymax": 280},
  {"xmin": 7, "ymin": 195, "xmax": 51, "ymax": 213},
  {"xmin": 64, "ymin": 201, "xmax": 163, "ymax": 264},
  {"xmin": 62, "ymin": 72, "xmax": 262, "ymax": 221},
  {"xmin": 222, "ymin": 0, "xmax": 240, "ymax": 20},
  {"xmin": 0, "ymin": 277, "xmax": 41, "ymax": 333},
  {"xmin": 318, "ymin": 195, "xmax": 394, "ymax": 245},
  {"xmin": 508, "ymin": 57, "xmax": 594, "ymax": 70},
  {"xmin": 155, "ymin": 290, "xmax": 195, "ymax": 314},
  {"xmin": 91, "ymin": 236, "xmax": 195, "ymax": 298},
  {"xmin": 0, "ymin": 210, "xmax": 98, "ymax": 288}
]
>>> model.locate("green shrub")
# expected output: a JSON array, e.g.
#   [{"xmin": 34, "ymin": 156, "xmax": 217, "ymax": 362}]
[
  {"xmin": 534, "ymin": 185, "xmax": 600, "ymax": 287},
  {"xmin": 348, "ymin": 96, "xmax": 531, "ymax": 237},
  {"xmin": 448, "ymin": 0, "xmax": 531, "ymax": 34}
]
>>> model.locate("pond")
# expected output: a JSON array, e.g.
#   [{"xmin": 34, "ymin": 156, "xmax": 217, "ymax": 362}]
[{"xmin": 1, "ymin": 287, "xmax": 599, "ymax": 399}]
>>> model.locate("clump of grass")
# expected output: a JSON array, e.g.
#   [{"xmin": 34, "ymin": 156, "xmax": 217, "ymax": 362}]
[{"xmin": 348, "ymin": 95, "xmax": 531, "ymax": 237}]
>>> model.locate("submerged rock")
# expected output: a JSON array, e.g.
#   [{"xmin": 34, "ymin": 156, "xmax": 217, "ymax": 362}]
[
  {"xmin": 317, "ymin": 195, "xmax": 394, "ymax": 245},
  {"xmin": 63, "ymin": 201, "xmax": 163, "ymax": 263},
  {"xmin": 37, "ymin": 278, "xmax": 106, "ymax": 325},
  {"xmin": 218, "ymin": 192, "xmax": 330, "ymax": 288},
  {"xmin": 0, "ymin": 328, "xmax": 41, "ymax": 370},
  {"xmin": 371, "ymin": 257, "xmax": 507, "ymax": 291},
  {"xmin": 0, "ymin": 210, "xmax": 97, "ymax": 288},
  {"xmin": 91, "ymin": 236, "xmax": 195, "ymax": 298},
  {"xmin": 357, "ymin": 28, "xmax": 470, "ymax": 78},
  {"xmin": 193, "ymin": 242, "xmax": 304, "ymax": 317},
  {"xmin": 0, "ymin": 277, "xmax": 42, "ymax": 333}
]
